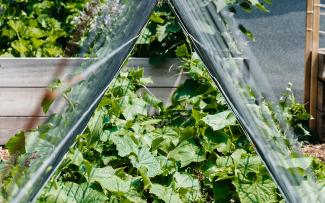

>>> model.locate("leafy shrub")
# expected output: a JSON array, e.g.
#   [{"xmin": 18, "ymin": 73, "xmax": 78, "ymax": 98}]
[
  {"xmin": 132, "ymin": 2, "xmax": 185, "ymax": 64},
  {"xmin": 0, "ymin": 0, "xmax": 90, "ymax": 57}
]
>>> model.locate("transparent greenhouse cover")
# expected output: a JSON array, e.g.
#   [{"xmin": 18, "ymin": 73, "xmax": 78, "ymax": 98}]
[
  {"xmin": 1, "ymin": 0, "xmax": 158, "ymax": 202},
  {"xmin": 169, "ymin": 0, "xmax": 324, "ymax": 202},
  {"xmin": 1, "ymin": 0, "xmax": 324, "ymax": 203}
]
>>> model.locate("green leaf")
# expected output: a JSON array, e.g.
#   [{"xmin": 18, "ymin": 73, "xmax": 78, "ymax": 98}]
[
  {"xmin": 31, "ymin": 38, "xmax": 46, "ymax": 48},
  {"xmin": 174, "ymin": 172, "xmax": 200, "ymax": 190},
  {"xmin": 158, "ymin": 156, "xmax": 177, "ymax": 175},
  {"xmin": 237, "ymin": 156, "xmax": 262, "ymax": 175},
  {"xmin": 68, "ymin": 182, "xmax": 108, "ymax": 203},
  {"xmin": 174, "ymin": 172, "xmax": 202, "ymax": 202},
  {"xmin": 175, "ymin": 44, "xmax": 190, "ymax": 58},
  {"xmin": 110, "ymin": 133, "xmax": 138, "ymax": 157},
  {"xmin": 150, "ymin": 13, "xmax": 165, "ymax": 24},
  {"xmin": 231, "ymin": 149, "xmax": 247, "ymax": 164},
  {"xmin": 149, "ymin": 184, "xmax": 183, "ymax": 203},
  {"xmin": 255, "ymin": 3, "xmax": 269, "ymax": 12},
  {"xmin": 138, "ymin": 166, "xmax": 152, "ymax": 189},
  {"xmin": 284, "ymin": 157, "xmax": 313, "ymax": 170},
  {"xmin": 213, "ymin": 180, "xmax": 232, "ymax": 202},
  {"xmin": 7, "ymin": 20, "xmax": 24, "ymax": 35},
  {"xmin": 41, "ymin": 182, "xmax": 107, "ymax": 203},
  {"xmin": 5, "ymin": 132, "xmax": 25, "ymax": 156},
  {"xmin": 24, "ymin": 131, "xmax": 53, "ymax": 156},
  {"xmin": 1, "ymin": 29, "xmax": 16, "ymax": 39},
  {"xmin": 281, "ymin": 157, "xmax": 313, "ymax": 177},
  {"xmin": 178, "ymin": 127, "xmax": 196, "ymax": 143},
  {"xmin": 137, "ymin": 28, "xmax": 152, "ymax": 44},
  {"xmin": 172, "ymin": 79, "xmax": 210, "ymax": 102},
  {"xmin": 152, "ymin": 127, "xmax": 179, "ymax": 152},
  {"xmin": 67, "ymin": 149, "xmax": 84, "ymax": 166},
  {"xmin": 166, "ymin": 23, "xmax": 181, "ymax": 33},
  {"xmin": 240, "ymin": 2, "xmax": 252, "ymax": 12},
  {"xmin": 232, "ymin": 177, "xmax": 278, "ymax": 203},
  {"xmin": 130, "ymin": 147, "xmax": 162, "ymax": 177},
  {"xmin": 239, "ymin": 24, "xmax": 255, "ymax": 41},
  {"xmin": 143, "ymin": 92, "xmax": 163, "ymax": 109},
  {"xmin": 87, "ymin": 109, "xmax": 104, "ymax": 143},
  {"xmin": 202, "ymin": 129, "xmax": 231, "ymax": 154},
  {"xmin": 168, "ymin": 139, "xmax": 205, "ymax": 167},
  {"xmin": 156, "ymin": 24, "xmax": 168, "ymax": 42},
  {"xmin": 44, "ymin": 46, "xmax": 64, "ymax": 57},
  {"xmin": 41, "ymin": 185, "xmax": 77, "ymax": 203},
  {"xmin": 203, "ymin": 110, "xmax": 236, "ymax": 131},
  {"xmin": 33, "ymin": 1, "xmax": 54, "ymax": 14},
  {"xmin": 139, "ymin": 77, "xmax": 153, "ymax": 86},
  {"xmin": 122, "ymin": 97, "xmax": 148, "ymax": 120},
  {"xmin": 26, "ymin": 27, "xmax": 46, "ymax": 39},
  {"xmin": 90, "ymin": 166, "xmax": 131, "ymax": 194},
  {"xmin": 11, "ymin": 39, "xmax": 29, "ymax": 56},
  {"xmin": 124, "ymin": 189, "xmax": 147, "ymax": 203}
]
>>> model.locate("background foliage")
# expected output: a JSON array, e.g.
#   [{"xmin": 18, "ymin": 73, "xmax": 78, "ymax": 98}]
[
  {"xmin": 0, "ymin": 0, "xmax": 90, "ymax": 57},
  {"xmin": 132, "ymin": 0, "xmax": 272, "ymax": 63}
]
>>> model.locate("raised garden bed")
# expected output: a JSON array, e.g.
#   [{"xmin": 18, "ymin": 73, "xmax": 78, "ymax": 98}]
[{"xmin": 0, "ymin": 57, "xmax": 184, "ymax": 144}]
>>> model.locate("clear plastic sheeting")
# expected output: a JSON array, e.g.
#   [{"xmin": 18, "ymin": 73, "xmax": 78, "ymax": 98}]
[
  {"xmin": 0, "ymin": 0, "xmax": 157, "ymax": 202},
  {"xmin": 169, "ymin": 0, "xmax": 324, "ymax": 202},
  {"xmin": 235, "ymin": 0, "xmax": 306, "ymax": 101}
]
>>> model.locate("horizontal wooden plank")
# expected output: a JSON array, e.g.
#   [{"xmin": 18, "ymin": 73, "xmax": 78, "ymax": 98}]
[
  {"xmin": 0, "ymin": 58, "xmax": 184, "ymax": 88},
  {"xmin": 138, "ymin": 87, "xmax": 176, "ymax": 105},
  {"xmin": 0, "ymin": 117, "xmax": 47, "ymax": 144},
  {"xmin": 126, "ymin": 58, "xmax": 180, "ymax": 69},
  {"xmin": 124, "ymin": 67, "xmax": 186, "ymax": 88},
  {"xmin": 0, "ymin": 88, "xmax": 45, "ymax": 116},
  {"xmin": 0, "ymin": 87, "xmax": 175, "ymax": 117},
  {"xmin": 0, "ymin": 58, "xmax": 185, "ymax": 143},
  {"xmin": 0, "ymin": 87, "xmax": 175, "ymax": 144},
  {"xmin": 0, "ymin": 88, "xmax": 67, "ymax": 117},
  {"xmin": 0, "ymin": 58, "xmax": 86, "ymax": 87}
]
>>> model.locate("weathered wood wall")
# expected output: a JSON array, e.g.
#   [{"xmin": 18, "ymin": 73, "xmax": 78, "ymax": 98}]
[
  {"xmin": 316, "ymin": 53, "xmax": 325, "ymax": 141},
  {"xmin": 0, "ymin": 58, "xmax": 185, "ymax": 144}
]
